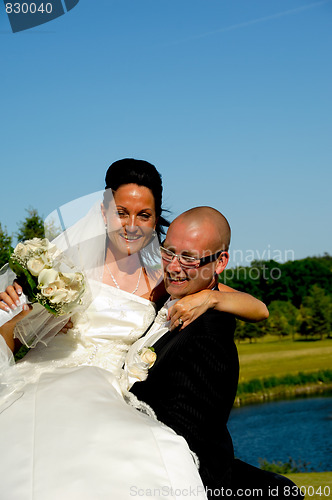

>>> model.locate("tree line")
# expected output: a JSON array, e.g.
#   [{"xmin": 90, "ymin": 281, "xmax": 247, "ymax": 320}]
[
  {"xmin": 1, "ymin": 209, "xmax": 331, "ymax": 341},
  {"xmin": 221, "ymin": 256, "xmax": 332, "ymax": 341}
]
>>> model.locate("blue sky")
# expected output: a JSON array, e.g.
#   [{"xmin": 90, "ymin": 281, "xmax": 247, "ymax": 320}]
[{"xmin": 1, "ymin": 0, "xmax": 331, "ymax": 267}]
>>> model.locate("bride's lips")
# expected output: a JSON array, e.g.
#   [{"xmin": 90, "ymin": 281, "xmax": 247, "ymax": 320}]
[{"xmin": 119, "ymin": 233, "xmax": 142, "ymax": 242}]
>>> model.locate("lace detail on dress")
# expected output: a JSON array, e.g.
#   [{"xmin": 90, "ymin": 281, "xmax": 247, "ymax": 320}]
[
  {"xmin": 124, "ymin": 391, "xmax": 157, "ymax": 420},
  {"xmin": 190, "ymin": 451, "xmax": 200, "ymax": 470}
]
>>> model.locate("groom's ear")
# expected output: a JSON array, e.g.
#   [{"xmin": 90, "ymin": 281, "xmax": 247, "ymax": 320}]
[{"xmin": 215, "ymin": 252, "xmax": 229, "ymax": 275}]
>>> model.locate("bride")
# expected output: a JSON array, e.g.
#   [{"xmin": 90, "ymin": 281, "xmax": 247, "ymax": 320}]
[{"xmin": 0, "ymin": 159, "xmax": 268, "ymax": 500}]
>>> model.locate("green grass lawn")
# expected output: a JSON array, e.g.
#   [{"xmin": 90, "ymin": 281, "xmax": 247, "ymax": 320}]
[
  {"xmin": 237, "ymin": 337, "xmax": 332, "ymax": 383},
  {"xmin": 285, "ymin": 472, "xmax": 332, "ymax": 500}
]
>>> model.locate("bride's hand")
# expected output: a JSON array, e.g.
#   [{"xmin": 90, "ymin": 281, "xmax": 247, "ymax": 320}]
[
  {"xmin": 0, "ymin": 283, "xmax": 32, "ymax": 326},
  {"xmin": 0, "ymin": 282, "xmax": 25, "ymax": 312},
  {"xmin": 168, "ymin": 290, "xmax": 213, "ymax": 331},
  {"xmin": 0, "ymin": 283, "xmax": 32, "ymax": 353}
]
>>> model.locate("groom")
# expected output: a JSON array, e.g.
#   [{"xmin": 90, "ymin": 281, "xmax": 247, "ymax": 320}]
[
  {"xmin": 127, "ymin": 206, "xmax": 302, "ymax": 499},
  {"xmin": 130, "ymin": 206, "xmax": 237, "ymax": 493}
]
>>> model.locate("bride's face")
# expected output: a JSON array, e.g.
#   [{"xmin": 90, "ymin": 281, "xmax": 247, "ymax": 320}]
[{"xmin": 102, "ymin": 183, "xmax": 157, "ymax": 256}]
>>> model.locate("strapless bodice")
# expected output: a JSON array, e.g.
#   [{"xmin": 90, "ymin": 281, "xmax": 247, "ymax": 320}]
[
  {"xmin": 13, "ymin": 283, "xmax": 156, "ymax": 383},
  {"xmin": 74, "ymin": 282, "xmax": 156, "ymax": 343}
]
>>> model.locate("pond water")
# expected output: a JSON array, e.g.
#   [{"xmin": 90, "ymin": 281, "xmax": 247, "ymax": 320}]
[{"xmin": 227, "ymin": 395, "xmax": 332, "ymax": 472}]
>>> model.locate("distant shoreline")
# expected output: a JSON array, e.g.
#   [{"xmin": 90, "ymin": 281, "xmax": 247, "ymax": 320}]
[{"xmin": 234, "ymin": 382, "xmax": 332, "ymax": 406}]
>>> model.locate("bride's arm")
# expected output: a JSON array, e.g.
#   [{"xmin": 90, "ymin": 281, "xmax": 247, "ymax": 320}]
[
  {"xmin": 0, "ymin": 283, "xmax": 31, "ymax": 352},
  {"xmin": 169, "ymin": 284, "xmax": 269, "ymax": 331}
]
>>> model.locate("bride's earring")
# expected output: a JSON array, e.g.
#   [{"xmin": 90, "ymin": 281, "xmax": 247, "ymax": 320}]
[{"xmin": 147, "ymin": 229, "xmax": 157, "ymax": 245}]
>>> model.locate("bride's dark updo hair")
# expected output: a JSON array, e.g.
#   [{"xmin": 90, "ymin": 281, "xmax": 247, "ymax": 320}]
[{"xmin": 104, "ymin": 158, "xmax": 170, "ymax": 240}]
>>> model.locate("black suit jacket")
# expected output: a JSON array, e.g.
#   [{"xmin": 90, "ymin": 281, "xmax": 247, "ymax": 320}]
[{"xmin": 131, "ymin": 309, "xmax": 238, "ymax": 491}]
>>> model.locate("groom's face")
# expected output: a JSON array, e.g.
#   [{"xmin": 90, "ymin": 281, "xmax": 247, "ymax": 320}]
[{"xmin": 162, "ymin": 219, "xmax": 220, "ymax": 299}]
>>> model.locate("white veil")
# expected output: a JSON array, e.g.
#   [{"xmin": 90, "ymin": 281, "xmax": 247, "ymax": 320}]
[{"xmin": 1, "ymin": 189, "xmax": 163, "ymax": 348}]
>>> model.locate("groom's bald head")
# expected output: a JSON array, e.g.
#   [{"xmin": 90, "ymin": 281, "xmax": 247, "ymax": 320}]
[{"xmin": 174, "ymin": 207, "xmax": 231, "ymax": 252}]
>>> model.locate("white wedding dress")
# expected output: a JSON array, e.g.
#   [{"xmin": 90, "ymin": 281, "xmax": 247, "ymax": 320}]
[{"xmin": 0, "ymin": 283, "xmax": 207, "ymax": 500}]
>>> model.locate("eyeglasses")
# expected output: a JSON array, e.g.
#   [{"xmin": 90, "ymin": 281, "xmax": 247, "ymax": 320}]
[{"xmin": 160, "ymin": 245, "xmax": 222, "ymax": 269}]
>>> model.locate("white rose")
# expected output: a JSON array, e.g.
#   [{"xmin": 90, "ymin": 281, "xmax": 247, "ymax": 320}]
[
  {"xmin": 38, "ymin": 268, "xmax": 59, "ymax": 287},
  {"xmin": 14, "ymin": 242, "xmax": 29, "ymax": 259},
  {"xmin": 58, "ymin": 288, "xmax": 80, "ymax": 304},
  {"xmin": 26, "ymin": 238, "xmax": 42, "ymax": 246},
  {"xmin": 139, "ymin": 347, "xmax": 157, "ymax": 368},
  {"xmin": 27, "ymin": 258, "xmax": 46, "ymax": 276},
  {"xmin": 40, "ymin": 284, "xmax": 58, "ymax": 298},
  {"xmin": 26, "ymin": 239, "xmax": 53, "ymax": 258},
  {"xmin": 24, "ymin": 238, "xmax": 45, "ymax": 251}
]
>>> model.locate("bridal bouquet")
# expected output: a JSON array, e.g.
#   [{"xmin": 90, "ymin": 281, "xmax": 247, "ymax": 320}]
[{"xmin": 8, "ymin": 238, "xmax": 85, "ymax": 316}]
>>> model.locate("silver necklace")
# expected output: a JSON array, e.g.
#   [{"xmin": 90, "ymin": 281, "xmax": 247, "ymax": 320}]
[{"xmin": 105, "ymin": 263, "xmax": 143, "ymax": 295}]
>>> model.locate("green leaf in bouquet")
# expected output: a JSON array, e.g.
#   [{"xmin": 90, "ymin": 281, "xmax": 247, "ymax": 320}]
[{"xmin": 8, "ymin": 258, "xmax": 38, "ymax": 302}]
